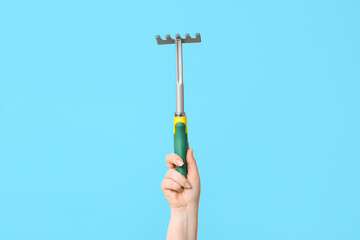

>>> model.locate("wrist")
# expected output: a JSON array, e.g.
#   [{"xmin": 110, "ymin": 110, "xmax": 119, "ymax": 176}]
[
  {"xmin": 170, "ymin": 203, "xmax": 199, "ymax": 229},
  {"xmin": 170, "ymin": 203, "xmax": 199, "ymax": 215},
  {"xmin": 168, "ymin": 204, "xmax": 199, "ymax": 240}
]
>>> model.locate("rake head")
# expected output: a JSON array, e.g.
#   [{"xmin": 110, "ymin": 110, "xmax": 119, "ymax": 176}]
[
  {"xmin": 155, "ymin": 33, "xmax": 201, "ymax": 45},
  {"xmin": 155, "ymin": 32, "xmax": 202, "ymax": 116}
]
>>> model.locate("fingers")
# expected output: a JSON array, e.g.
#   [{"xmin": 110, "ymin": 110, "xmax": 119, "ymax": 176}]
[
  {"xmin": 165, "ymin": 153, "xmax": 184, "ymax": 169},
  {"xmin": 165, "ymin": 169, "xmax": 192, "ymax": 189},
  {"xmin": 161, "ymin": 178, "xmax": 183, "ymax": 192}
]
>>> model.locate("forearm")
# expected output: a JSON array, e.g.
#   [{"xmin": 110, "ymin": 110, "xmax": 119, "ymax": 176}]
[{"xmin": 166, "ymin": 204, "xmax": 199, "ymax": 240}]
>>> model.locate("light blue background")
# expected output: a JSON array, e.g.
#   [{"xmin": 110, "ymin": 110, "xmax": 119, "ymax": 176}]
[{"xmin": 0, "ymin": 0, "xmax": 359, "ymax": 239}]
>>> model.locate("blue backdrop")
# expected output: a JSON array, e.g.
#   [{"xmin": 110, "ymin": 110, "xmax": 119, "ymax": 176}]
[{"xmin": 0, "ymin": 0, "xmax": 359, "ymax": 239}]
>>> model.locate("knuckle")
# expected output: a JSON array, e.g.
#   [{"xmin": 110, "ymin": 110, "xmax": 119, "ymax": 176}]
[
  {"xmin": 161, "ymin": 179, "xmax": 169, "ymax": 190},
  {"xmin": 166, "ymin": 153, "xmax": 173, "ymax": 160},
  {"xmin": 168, "ymin": 153, "xmax": 177, "ymax": 160},
  {"xmin": 165, "ymin": 153, "xmax": 176, "ymax": 164}
]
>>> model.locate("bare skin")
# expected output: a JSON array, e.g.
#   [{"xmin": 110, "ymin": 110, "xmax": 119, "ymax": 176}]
[{"xmin": 161, "ymin": 148, "xmax": 200, "ymax": 240}]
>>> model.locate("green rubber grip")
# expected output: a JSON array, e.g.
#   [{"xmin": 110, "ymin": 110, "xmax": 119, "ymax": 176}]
[{"xmin": 174, "ymin": 122, "xmax": 188, "ymax": 177}]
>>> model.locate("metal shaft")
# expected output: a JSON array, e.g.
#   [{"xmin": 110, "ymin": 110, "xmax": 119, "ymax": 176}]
[
  {"xmin": 175, "ymin": 38, "xmax": 185, "ymax": 116},
  {"xmin": 156, "ymin": 33, "xmax": 201, "ymax": 116}
]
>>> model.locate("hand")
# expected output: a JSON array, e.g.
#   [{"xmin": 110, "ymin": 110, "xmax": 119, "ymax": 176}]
[
  {"xmin": 161, "ymin": 148, "xmax": 200, "ymax": 210},
  {"xmin": 161, "ymin": 148, "xmax": 200, "ymax": 240}
]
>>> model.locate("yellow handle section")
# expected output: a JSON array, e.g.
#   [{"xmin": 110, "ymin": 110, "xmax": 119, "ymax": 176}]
[{"xmin": 174, "ymin": 116, "xmax": 187, "ymax": 134}]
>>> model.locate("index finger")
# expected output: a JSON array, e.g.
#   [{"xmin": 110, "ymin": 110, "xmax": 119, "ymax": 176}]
[{"xmin": 165, "ymin": 153, "xmax": 184, "ymax": 169}]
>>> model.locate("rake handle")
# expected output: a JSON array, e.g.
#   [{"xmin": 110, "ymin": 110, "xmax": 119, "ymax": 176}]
[{"xmin": 174, "ymin": 116, "xmax": 188, "ymax": 177}]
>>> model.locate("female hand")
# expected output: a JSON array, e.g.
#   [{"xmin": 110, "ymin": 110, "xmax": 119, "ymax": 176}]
[{"xmin": 161, "ymin": 148, "xmax": 200, "ymax": 210}]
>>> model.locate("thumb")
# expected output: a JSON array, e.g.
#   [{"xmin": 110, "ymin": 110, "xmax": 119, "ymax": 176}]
[{"xmin": 186, "ymin": 148, "xmax": 199, "ymax": 179}]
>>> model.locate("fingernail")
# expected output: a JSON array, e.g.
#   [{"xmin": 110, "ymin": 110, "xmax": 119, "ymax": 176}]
[
  {"xmin": 190, "ymin": 148, "xmax": 193, "ymax": 155},
  {"xmin": 177, "ymin": 159, "xmax": 184, "ymax": 166},
  {"xmin": 185, "ymin": 182, "xmax": 192, "ymax": 189}
]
